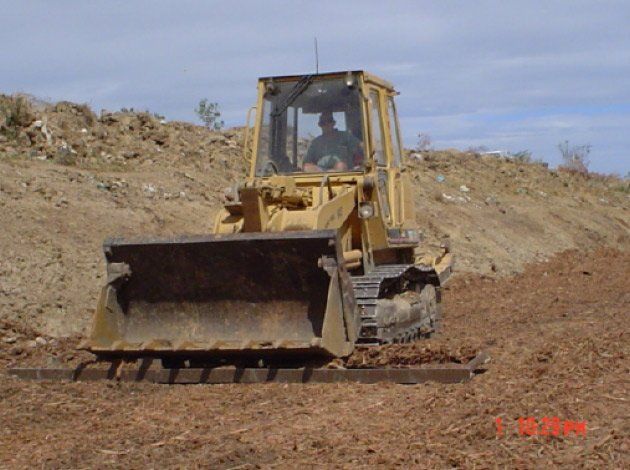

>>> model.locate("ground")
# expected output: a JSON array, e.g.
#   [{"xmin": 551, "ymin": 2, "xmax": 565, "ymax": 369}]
[
  {"xmin": 1, "ymin": 249, "xmax": 628, "ymax": 468},
  {"xmin": 1, "ymin": 96, "xmax": 629, "ymax": 468}
]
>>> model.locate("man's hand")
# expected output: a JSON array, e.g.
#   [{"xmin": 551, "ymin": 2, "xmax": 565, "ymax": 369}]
[
  {"xmin": 303, "ymin": 161, "xmax": 347, "ymax": 172},
  {"xmin": 303, "ymin": 163, "xmax": 321, "ymax": 172}
]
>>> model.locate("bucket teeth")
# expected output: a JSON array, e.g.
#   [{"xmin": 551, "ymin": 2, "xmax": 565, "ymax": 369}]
[
  {"xmin": 140, "ymin": 339, "xmax": 172, "ymax": 351},
  {"xmin": 111, "ymin": 340, "xmax": 130, "ymax": 350},
  {"xmin": 86, "ymin": 338, "xmax": 326, "ymax": 354},
  {"xmin": 173, "ymin": 340, "xmax": 201, "ymax": 351}
]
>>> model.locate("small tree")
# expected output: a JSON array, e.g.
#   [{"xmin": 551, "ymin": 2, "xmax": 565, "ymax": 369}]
[
  {"xmin": 416, "ymin": 132, "xmax": 432, "ymax": 151},
  {"xmin": 558, "ymin": 140, "xmax": 591, "ymax": 174},
  {"xmin": 195, "ymin": 99, "xmax": 224, "ymax": 130}
]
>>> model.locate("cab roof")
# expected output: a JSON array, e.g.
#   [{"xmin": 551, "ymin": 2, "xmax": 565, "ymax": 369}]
[{"xmin": 258, "ymin": 70, "xmax": 396, "ymax": 93}]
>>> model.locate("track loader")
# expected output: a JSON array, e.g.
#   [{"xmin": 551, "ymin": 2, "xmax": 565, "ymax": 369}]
[{"xmin": 82, "ymin": 71, "xmax": 453, "ymax": 365}]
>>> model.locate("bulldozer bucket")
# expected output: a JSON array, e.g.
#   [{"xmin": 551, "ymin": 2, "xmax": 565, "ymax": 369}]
[{"xmin": 82, "ymin": 230, "xmax": 358, "ymax": 360}]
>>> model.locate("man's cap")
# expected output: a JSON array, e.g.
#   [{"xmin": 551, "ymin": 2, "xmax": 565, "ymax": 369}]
[{"xmin": 318, "ymin": 111, "xmax": 335, "ymax": 126}]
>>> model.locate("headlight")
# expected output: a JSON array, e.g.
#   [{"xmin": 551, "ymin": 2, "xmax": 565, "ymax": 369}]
[
  {"xmin": 345, "ymin": 72, "xmax": 356, "ymax": 88},
  {"xmin": 358, "ymin": 201, "xmax": 375, "ymax": 219}
]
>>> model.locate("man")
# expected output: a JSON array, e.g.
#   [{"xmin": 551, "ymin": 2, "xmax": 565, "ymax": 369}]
[{"xmin": 303, "ymin": 111, "xmax": 363, "ymax": 172}]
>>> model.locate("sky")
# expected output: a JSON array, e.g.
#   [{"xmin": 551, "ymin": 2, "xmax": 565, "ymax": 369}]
[{"xmin": 2, "ymin": 1, "xmax": 629, "ymax": 174}]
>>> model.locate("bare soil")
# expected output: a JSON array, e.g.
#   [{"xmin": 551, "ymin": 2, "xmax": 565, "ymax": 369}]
[{"xmin": 1, "ymin": 249, "xmax": 628, "ymax": 468}]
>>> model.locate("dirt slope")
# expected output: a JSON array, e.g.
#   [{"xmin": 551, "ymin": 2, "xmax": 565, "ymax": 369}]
[
  {"xmin": 1, "ymin": 249, "xmax": 627, "ymax": 468},
  {"xmin": 0, "ymin": 95, "xmax": 627, "ymax": 338},
  {"xmin": 408, "ymin": 151, "xmax": 629, "ymax": 273}
]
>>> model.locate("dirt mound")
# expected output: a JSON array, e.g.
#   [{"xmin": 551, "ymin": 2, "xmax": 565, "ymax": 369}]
[
  {"xmin": 344, "ymin": 342, "xmax": 480, "ymax": 368},
  {"xmin": 407, "ymin": 149, "xmax": 629, "ymax": 273},
  {"xmin": 1, "ymin": 249, "xmax": 627, "ymax": 468},
  {"xmin": 1, "ymin": 93, "xmax": 246, "ymax": 171}
]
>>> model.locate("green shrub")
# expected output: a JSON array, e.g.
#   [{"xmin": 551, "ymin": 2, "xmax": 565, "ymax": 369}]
[
  {"xmin": 0, "ymin": 96, "xmax": 35, "ymax": 139},
  {"xmin": 195, "ymin": 99, "xmax": 224, "ymax": 130}
]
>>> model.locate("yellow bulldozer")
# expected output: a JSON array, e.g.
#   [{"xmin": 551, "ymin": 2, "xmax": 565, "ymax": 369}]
[{"xmin": 81, "ymin": 71, "xmax": 453, "ymax": 366}]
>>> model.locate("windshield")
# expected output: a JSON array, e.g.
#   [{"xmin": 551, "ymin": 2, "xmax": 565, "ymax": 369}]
[{"xmin": 256, "ymin": 77, "xmax": 365, "ymax": 176}]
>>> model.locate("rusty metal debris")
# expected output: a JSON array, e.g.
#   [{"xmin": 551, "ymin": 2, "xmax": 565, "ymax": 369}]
[{"xmin": 7, "ymin": 352, "xmax": 488, "ymax": 385}]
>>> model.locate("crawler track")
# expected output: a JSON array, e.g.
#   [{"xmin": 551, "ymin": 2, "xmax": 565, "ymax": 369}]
[{"xmin": 352, "ymin": 264, "xmax": 440, "ymax": 344}]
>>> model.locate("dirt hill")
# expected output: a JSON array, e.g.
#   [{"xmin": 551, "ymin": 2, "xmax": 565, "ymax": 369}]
[{"xmin": 1, "ymin": 94, "xmax": 628, "ymax": 337}]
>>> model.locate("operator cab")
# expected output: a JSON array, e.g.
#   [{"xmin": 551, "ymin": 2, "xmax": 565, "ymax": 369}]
[{"xmin": 255, "ymin": 73, "xmax": 365, "ymax": 176}]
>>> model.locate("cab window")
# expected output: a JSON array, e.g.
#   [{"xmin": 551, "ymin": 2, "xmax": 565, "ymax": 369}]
[
  {"xmin": 387, "ymin": 98, "xmax": 402, "ymax": 167},
  {"xmin": 255, "ymin": 76, "xmax": 365, "ymax": 176},
  {"xmin": 368, "ymin": 90, "xmax": 385, "ymax": 166}
]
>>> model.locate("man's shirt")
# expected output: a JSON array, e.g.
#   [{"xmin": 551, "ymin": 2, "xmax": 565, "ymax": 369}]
[{"xmin": 304, "ymin": 129, "xmax": 362, "ymax": 169}]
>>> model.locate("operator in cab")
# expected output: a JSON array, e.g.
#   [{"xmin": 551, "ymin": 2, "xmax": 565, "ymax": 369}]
[{"xmin": 303, "ymin": 111, "xmax": 363, "ymax": 172}]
